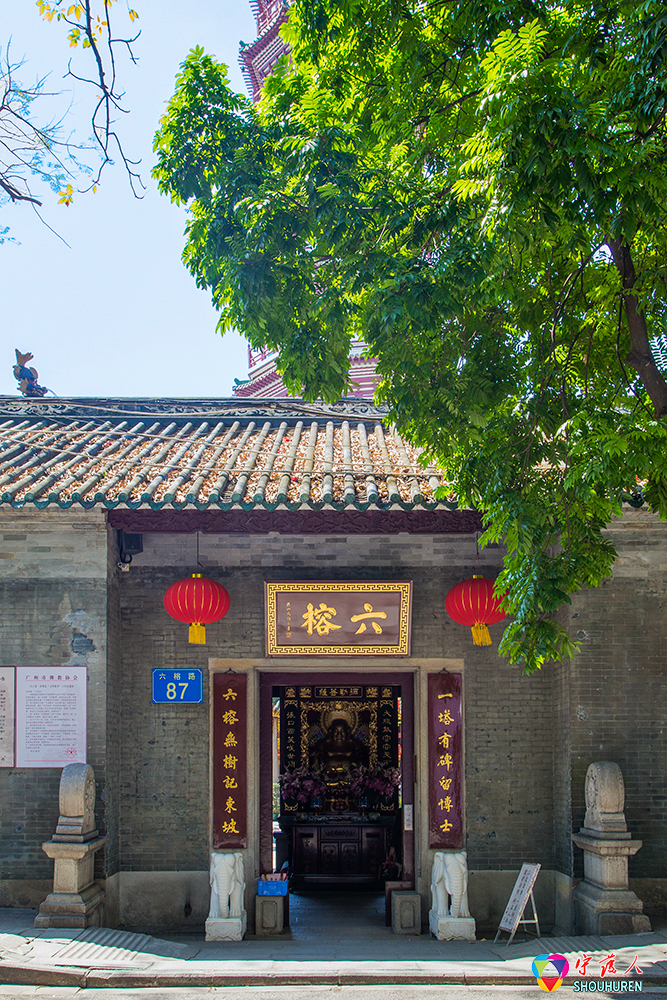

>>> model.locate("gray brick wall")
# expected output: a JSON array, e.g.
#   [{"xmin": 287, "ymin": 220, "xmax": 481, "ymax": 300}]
[
  {"xmin": 568, "ymin": 511, "xmax": 667, "ymax": 881},
  {"xmin": 104, "ymin": 524, "xmax": 122, "ymax": 878},
  {"xmin": 1, "ymin": 506, "xmax": 665, "ymax": 903},
  {"xmin": 119, "ymin": 532, "xmax": 558, "ymax": 875},
  {"xmin": 463, "ymin": 651, "xmax": 557, "ymax": 869},
  {"xmin": 552, "ymin": 652, "xmax": 573, "ymax": 876},
  {"xmin": 0, "ymin": 767, "xmax": 61, "ymax": 878},
  {"xmin": 118, "ymin": 566, "xmax": 211, "ymax": 873},
  {"xmin": 0, "ymin": 509, "xmax": 112, "ymax": 881}
]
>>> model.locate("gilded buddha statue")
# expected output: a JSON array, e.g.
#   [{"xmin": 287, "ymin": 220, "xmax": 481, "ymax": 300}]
[
  {"xmin": 315, "ymin": 720, "xmax": 361, "ymax": 783},
  {"xmin": 310, "ymin": 712, "xmax": 365, "ymax": 811}
]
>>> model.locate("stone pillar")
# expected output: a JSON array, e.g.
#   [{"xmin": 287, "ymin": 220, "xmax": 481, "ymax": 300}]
[
  {"xmin": 572, "ymin": 762, "xmax": 651, "ymax": 936},
  {"xmin": 35, "ymin": 763, "xmax": 106, "ymax": 928}
]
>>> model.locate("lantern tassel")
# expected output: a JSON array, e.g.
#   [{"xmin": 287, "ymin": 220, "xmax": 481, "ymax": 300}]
[
  {"xmin": 189, "ymin": 623, "xmax": 206, "ymax": 644},
  {"xmin": 471, "ymin": 623, "xmax": 492, "ymax": 646}
]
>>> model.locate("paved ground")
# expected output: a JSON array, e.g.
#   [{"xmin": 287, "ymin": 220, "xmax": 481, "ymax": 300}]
[
  {"xmin": 1, "ymin": 989, "xmax": 667, "ymax": 1000},
  {"xmin": 0, "ymin": 891, "xmax": 666, "ymax": 990}
]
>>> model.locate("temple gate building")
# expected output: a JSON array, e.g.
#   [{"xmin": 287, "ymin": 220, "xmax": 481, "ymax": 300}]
[{"xmin": 0, "ymin": 394, "xmax": 665, "ymax": 933}]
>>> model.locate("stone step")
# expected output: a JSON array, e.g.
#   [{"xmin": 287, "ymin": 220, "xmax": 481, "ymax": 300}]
[{"xmin": 50, "ymin": 926, "xmax": 199, "ymax": 967}]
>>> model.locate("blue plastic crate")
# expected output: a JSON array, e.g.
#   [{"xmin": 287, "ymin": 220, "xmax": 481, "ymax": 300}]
[{"xmin": 258, "ymin": 880, "xmax": 288, "ymax": 896}]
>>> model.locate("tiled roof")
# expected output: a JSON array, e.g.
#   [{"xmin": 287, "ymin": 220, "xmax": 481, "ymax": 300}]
[{"xmin": 0, "ymin": 397, "xmax": 453, "ymax": 512}]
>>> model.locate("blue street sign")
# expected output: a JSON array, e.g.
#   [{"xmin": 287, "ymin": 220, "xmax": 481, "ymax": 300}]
[{"xmin": 152, "ymin": 669, "xmax": 203, "ymax": 704}]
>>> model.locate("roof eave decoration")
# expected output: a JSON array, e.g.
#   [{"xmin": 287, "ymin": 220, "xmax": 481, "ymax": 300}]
[
  {"xmin": 12, "ymin": 498, "xmax": 457, "ymax": 513},
  {"xmin": 0, "ymin": 396, "xmax": 391, "ymax": 422}
]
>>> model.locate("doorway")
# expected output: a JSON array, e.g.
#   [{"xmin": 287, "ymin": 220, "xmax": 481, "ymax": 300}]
[{"xmin": 258, "ymin": 672, "xmax": 415, "ymax": 891}]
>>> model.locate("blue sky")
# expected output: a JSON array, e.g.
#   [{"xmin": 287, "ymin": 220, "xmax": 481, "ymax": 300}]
[{"xmin": 1, "ymin": 0, "xmax": 257, "ymax": 398}]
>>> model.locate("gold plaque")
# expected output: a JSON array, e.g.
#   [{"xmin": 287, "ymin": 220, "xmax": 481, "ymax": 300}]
[{"xmin": 265, "ymin": 581, "xmax": 412, "ymax": 656}]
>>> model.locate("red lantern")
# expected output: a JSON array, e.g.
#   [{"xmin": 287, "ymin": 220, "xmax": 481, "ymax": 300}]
[
  {"xmin": 163, "ymin": 573, "xmax": 230, "ymax": 644},
  {"xmin": 445, "ymin": 575, "xmax": 506, "ymax": 646}
]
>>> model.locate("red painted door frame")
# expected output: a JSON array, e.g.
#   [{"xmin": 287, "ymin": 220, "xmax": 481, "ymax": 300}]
[{"xmin": 258, "ymin": 670, "xmax": 415, "ymax": 880}]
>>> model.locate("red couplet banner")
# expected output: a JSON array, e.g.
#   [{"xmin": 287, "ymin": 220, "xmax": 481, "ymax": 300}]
[
  {"xmin": 213, "ymin": 673, "xmax": 247, "ymax": 849},
  {"xmin": 428, "ymin": 672, "xmax": 463, "ymax": 849}
]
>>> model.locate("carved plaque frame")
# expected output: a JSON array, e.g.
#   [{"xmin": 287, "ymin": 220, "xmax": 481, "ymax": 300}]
[{"xmin": 265, "ymin": 580, "xmax": 412, "ymax": 656}]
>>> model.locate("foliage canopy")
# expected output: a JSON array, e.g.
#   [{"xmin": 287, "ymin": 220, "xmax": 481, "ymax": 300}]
[{"xmin": 154, "ymin": 0, "xmax": 667, "ymax": 672}]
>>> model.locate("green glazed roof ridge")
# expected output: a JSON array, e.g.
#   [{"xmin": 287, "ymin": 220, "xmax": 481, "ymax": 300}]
[{"xmin": 3, "ymin": 496, "xmax": 458, "ymax": 512}]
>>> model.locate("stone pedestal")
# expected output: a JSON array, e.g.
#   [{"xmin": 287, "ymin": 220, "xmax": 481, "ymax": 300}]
[
  {"xmin": 255, "ymin": 895, "xmax": 284, "ymax": 935},
  {"xmin": 205, "ymin": 914, "xmax": 247, "ymax": 941},
  {"xmin": 34, "ymin": 844, "xmax": 106, "ymax": 928},
  {"xmin": 572, "ymin": 877, "xmax": 651, "ymax": 936},
  {"xmin": 35, "ymin": 764, "xmax": 107, "ymax": 929},
  {"xmin": 572, "ymin": 762, "xmax": 651, "ymax": 936},
  {"xmin": 385, "ymin": 880, "xmax": 415, "ymax": 925},
  {"xmin": 429, "ymin": 910, "xmax": 476, "ymax": 941},
  {"xmin": 391, "ymin": 890, "xmax": 421, "ymax": 934}
]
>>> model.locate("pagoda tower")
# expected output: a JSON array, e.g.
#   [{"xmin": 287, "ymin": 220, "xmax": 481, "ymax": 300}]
[
  {"xmin": 239, "ymin": 0, "xmax": 291, "ymax": 103},
  {"xmin": 234, "ymin": 0, "xmax": 379, "ymax": 399}
]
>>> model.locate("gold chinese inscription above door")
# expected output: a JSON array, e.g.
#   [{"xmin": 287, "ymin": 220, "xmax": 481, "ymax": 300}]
[{"xmin": 265, "ymin": 581, "xmax": 412, "ymax": 655}]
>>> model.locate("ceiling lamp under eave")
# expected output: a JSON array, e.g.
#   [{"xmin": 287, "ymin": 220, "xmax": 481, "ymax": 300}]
[
  {"xmin": 445, "ymin": 575, "xmax": 507, "ymax": 646},
  {"xmin": 163, "ymin": 574, "xmax": 230, "ymax": 644}
]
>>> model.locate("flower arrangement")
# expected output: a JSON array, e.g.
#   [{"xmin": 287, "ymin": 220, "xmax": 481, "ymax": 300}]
[
  {"xmin": 349, "ymin": 765, "xmax": 368, "ymax": 798},
  {"xmin": 349, "ymin": 763, "xmax": 400, "ymax": 799},
  {"xmin": 279, "ymin": 766, "xmax": 327, "ymax": 805}
]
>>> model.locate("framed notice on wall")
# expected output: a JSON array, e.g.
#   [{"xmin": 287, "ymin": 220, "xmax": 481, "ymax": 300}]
[
  {"xmin": 15, "ymin": 667, "xmax": 87, "ymax": 768},
  {"xmin": 265, "ymin": 581, "xmax": 412, "ymax": 655},
  {"xmin": 0, "ymin": 668, "xmax": 15, "ymax": 767}
]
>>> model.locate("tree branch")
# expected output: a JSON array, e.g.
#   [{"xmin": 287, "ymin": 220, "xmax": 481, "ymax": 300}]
[
  {"xmin": 607, "ymin": 236, "xmax": 667, "ymax": 419},
  {"xmin": 0, "ymin": 175, "xmax": 42, "ymax": 205},
  {"xmin": 36, "ymin": 0, "xmax": 144, "ymax": 197},
  {"xmin": 0, "ymin": 50, "xmax": 84, "ymax": 210}
]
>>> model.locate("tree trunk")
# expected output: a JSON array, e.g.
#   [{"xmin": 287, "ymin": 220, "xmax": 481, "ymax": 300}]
[{"xmin": 607, "ymin": 237, "xmax": 667, "ymax": 420}]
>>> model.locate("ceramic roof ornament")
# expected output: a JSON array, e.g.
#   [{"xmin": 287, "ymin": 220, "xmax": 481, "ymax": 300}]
[{"xmin": 13, "ymin": 350, "xmax": 49, "ymax": 398}]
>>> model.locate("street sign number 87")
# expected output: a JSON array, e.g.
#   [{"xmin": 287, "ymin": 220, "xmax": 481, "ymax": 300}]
[{"xmin": 152, "ymin": 669, "xmax": 203, "ymax": 704}]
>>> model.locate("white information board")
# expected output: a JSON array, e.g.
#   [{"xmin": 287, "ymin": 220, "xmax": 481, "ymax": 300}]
[
  {"xmin": 0, "ymin": 668, "xmax": 15, "ymax": 767},
  {"xmin": 498, "ymin": 862, "xmax": 541, "ymax": 933},
  {"xmin": 15, "ymin": 667, "xmax": 87, "ymax": 768}
]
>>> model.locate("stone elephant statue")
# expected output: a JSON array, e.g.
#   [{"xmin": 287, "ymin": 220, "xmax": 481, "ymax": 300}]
[
  {"xmin": 431, "ymin": 850, "xmax": 470, "ymax": 919},
  {"xmin": 209, "ymin": 852, "xmax": 245, "ymax": 919}
]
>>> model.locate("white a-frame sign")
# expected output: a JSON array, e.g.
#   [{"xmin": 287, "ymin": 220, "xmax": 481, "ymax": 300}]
[{"xmin": 494, "ymin": 862, "xmax": 541, "ymax": 945}]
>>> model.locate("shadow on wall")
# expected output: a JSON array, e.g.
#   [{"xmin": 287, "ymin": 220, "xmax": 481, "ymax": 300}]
[{"xmin": 468, "ymin": 870, "xmax": 557, "ymax": 936}]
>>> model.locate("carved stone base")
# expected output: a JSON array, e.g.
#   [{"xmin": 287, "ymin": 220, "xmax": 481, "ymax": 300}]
[
  {"xmin": 255, "ymin": 895, "xmax": 284, "ymax": 935},
  {"xmin": 34, "ymin": 882, "xmax": 105, "ymax": 929},
  {"xmin": 429, "ymin": 910, "xmax": 476, "ymax": 941},
  {"xmin": 573, "ymin": 882, "xmax": 651, "ymax": 936},
  {"xmin": 35, "ymin": 836, "xmax": 107, "ymax": 929},
  {"xmin": 391, "ymin": 890, "xmax": 421, "ymax": 935},
  {"xmin": 205, "ymin": 913, "xmax": 247, "ymax": 941}
]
